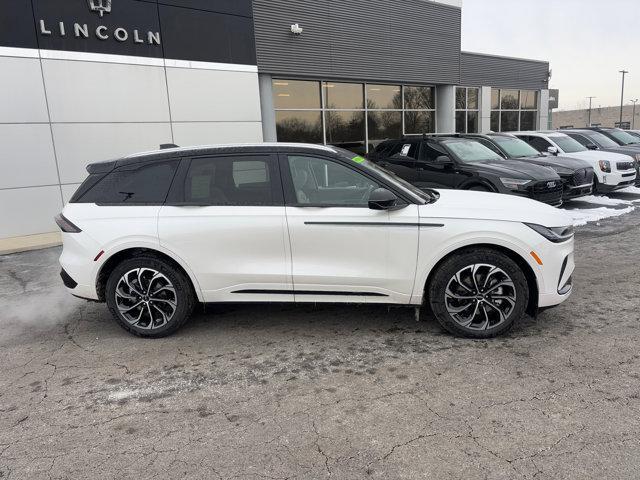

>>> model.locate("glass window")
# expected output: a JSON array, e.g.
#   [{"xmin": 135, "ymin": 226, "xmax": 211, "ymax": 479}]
[
  {"xmin": 273, "ymin": 79, "xmax": 321, "ymax": 109},
  {"xmin": 520, "ymin": 111, "xmax": 536, "ymax": 131},
  {"xmin": 455, "ymin": 111, "xmax": 466, "ymax": 133},
  {"xmin": 467, "ymin": 88, "xmax": 479, "ymax": 110},
  {"xmin": 77, "ymin": 160, "xmax": 178, "ymax": 204},
  {"xmin": 367, "ymin": 84, "xmax": 402, "ymax": 109},
  {"xmin": 404, "ymin": 86, "xmax": 434, "ymax": 109},
  {"xmin": 500, "ymin": 111, "xmax": 519, "ymax": 132},
  {"xmin": 491, "ymin": 135, "xmax": 541, "ymax": 158},
  {"xmin": 520, "ymin": 90, "xmax": 538, "ymax": 110},
  {"xmin": 276, "ymin": 111, "xmax": 323, "ymax": 143},
  {"xmin": 404, "ymin": 111, "xmax": 435, "ymax": 134},
  {"xmin": 609, "ymin": 129, "xmax": 640, "ymax": 145},
  {"xmin": 323, "ymin": 82, "xmax": 364, "ymax": 109},
  {"xmin": 287, "ymin": 155, "xmax": 378, "ymax": 206},
  {"xmin": 185, "ymin": 156, "xmax": 275, "ymax": 206},
  {"xmin": 387, "ymin": 142, "xmax": 419, "ymax": 159},
  {"xmin": 467, "ymin": 111, "xmax": 478, "ymax": 133},
  {"xmin": 553, "ymin": 136, "xmax": 588, "ymax": 153},
  {"xmin": 419, "ymin": 143, "xmax": 447, "ymax": 162},
  {"xmin": 445, "ymin": 140, "xmax": 503, "ymax": 163},
  {"xmin": 490, "ymin": 111, "xmax": 500, "ymax": 132},
  {"xmin": 527, "ymin": 136, "xmax": 553, "ymax": 152},
  {"xmin": 326, "ymin": 111, "xmax": 366, "ymax": 155},
  {"xmin": 491, "ymin": 88, "xmax": 500, "ymax": 109},
  {"xmin": 367, "ymin": 111, "xmax": 402, "ymax": 148},
  {"xmin": 584, "ymin": 132, "xmax": 619, "ymax": 148},
  {"xmin": 501, "ymin": 90, "xmax": 519, "ymax": 110},
  {"xmin": 455, "ymin": 87, "xmax": 466, "ymax": 109}
]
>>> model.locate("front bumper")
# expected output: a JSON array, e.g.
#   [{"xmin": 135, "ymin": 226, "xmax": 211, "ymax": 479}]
[
  {"xmin": 597, "ymin": 170, "xmax": 637, "ymax": 191},
  {"xmin": 562, "ymin": 183, "xmax": 592, "ymax": 199}
]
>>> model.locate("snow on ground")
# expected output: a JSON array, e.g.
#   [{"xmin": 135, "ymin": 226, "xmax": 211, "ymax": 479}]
[
  {"xmin": 564, "ymin": 205, "xmax": 635, "ymax": 227},
  {"xmin": 563, "ymin": 187, "xmax": 640, "ymax": 226}
]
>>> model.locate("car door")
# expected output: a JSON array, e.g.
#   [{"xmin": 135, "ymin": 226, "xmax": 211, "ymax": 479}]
[
  {"xmin": 281, "ymin": 152, "xmax": 419, "ymax": 304},
  {"xmin": 378, "ymin": 141, "xmax": 420, "ymax": 185},
  {"xmin": 158, "ymin": 153, "xmax": 292, "ymax": 303},
  {"xmin": 415, "ymin": 142, "xmax": 463, "ymax": 189}
]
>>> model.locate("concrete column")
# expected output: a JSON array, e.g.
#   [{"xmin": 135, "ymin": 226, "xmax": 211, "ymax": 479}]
[
  {"xmin": 435, "ymin": 85, "xmax": 455, "ymax": 133},
  {"xmin": 480, "ymin": 86, "xmax": 492, "ymax": 132},
  {"xmin": 538, "ymin": 89, "xmax": 550, "ymax": 130},
  {"xmin": 258, "ymin": 73, "xmax": 277, "ymax": 142}
]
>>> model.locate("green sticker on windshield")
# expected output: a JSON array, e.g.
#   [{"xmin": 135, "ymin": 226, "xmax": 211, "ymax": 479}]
[{"xmin": 352, "ymin": 155, "xmax": 365, "ymax": 164}]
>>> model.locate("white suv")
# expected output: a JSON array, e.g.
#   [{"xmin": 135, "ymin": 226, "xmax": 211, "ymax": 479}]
[
  {"xmin": 513, "ymin": 131, "xmax": 636, "ymax": 193},
  {"xmin": 57, "ymin": 144, "xmax": 575, "ymax": 339}
]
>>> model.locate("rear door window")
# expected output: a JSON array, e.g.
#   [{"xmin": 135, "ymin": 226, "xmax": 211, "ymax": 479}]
[{"xmin": 73, "ymin": 160, "xmax": 179, "ymax": 205}]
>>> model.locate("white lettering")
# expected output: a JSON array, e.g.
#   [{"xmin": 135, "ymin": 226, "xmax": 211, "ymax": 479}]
[
  {"xmin": 95, "ymin": 25, "xmax": 109, "ymax": 40},
  {"xmin": 59, "ymin": 21, "xmax": 66, "ymax": 36},
  {"xmin": 133, "ymin": 29, "xmax": 144, "ymax": 44},
  {"xmin": 74, "ymin": 23, "xmax": 89, "ymax": 38},
  {"xmin": 114, "ymin": 27, "xmax": 128, "ymax": 42},
  {"xmin": 148, "ymin": 31, "xmax": 161, "ymax": 45},
  {"xmin": 39, "ymin": 20, "xmax": 51, "ymax": 35}
]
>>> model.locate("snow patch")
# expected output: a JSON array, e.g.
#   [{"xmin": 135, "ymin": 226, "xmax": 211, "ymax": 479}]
[{"xmin": 565, "ymin": 205, "xmax": 635, "ymax": 226}]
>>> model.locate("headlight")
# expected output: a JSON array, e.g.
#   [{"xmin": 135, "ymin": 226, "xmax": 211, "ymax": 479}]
[
  {"xmin": 500, "ymin": 177, "xmax": 532, "ymax": 190},
  {"xmin": 598, "ymin": 160, "xmax": 611, "ymax": 173},
  {"xmin": 525, "ymin": 223, "xmax": 574, "ymax": 243}
]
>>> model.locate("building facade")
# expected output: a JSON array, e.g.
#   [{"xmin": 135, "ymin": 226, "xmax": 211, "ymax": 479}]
[
  {"xmin": 0, "ymin": 0, "xmax": 550, "ymax": 240},
  {"xmin": 552, "ymin": 104, "xmax": 640, "ymax": 130}
]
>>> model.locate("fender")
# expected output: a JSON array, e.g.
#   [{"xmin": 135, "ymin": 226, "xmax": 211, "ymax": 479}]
[{"xmin": 458, "ymin": 178, "xmax": 496, "ymax": 192}]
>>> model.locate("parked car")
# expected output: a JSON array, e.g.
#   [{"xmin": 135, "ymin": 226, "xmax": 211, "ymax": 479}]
[
  {"xmin": 369, "ymin": 136, "xmax": 564, "ymax": 206},
  {"xmin": 459, "ymin": 133, "xmax": 594, "ymax": 200},
  {"xmin": 57, "ymin": 143, "xmax": 575, "ymax": 339},
  {"xmin": 512, "ymin": 131, "xmax": 637, "ymax": 193},
  {"xmin": 626, "ymin": 130, "xmax": 640, "ymax": 140},
  {"xmin": 579, "ymin": 127, "xmax": 640, "ymax": 149},
  {"xmin": 560, "ymin": 129, "xmax": 640, "ymax": 186}
]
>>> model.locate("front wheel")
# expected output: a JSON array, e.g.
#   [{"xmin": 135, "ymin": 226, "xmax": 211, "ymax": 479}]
[
  {"xmin": 105, "ymin": 256, "xmax": 195, "ymax": 338},
  {"xmin": 428, "ymin": 248, "xmax": 529, "ymax": 338},
  {"xmin": 467, "ymin": 184, "xmax": 492, "ymax": 192}
]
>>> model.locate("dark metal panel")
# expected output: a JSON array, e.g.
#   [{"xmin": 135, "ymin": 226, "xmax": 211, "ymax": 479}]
[
  {"xmin": 460, "ymin": 52, "xmax": 549, "ymax": 90},
  {"xmin": 0, "ymin": 0, "xmax": 38, "ymax": 49},
  {"xmin": 253, "ymin": 0, "xmax": 461, "ymax": 85}
]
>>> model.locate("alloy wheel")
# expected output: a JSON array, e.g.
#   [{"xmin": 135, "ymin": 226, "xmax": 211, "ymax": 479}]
[
  {"xmin": 114, "ymin": 268, "xmax": 177, "ymax": 330},
  {"xmin": 444, "ymin": 263, "xmax": 516, "ymax": 331}
]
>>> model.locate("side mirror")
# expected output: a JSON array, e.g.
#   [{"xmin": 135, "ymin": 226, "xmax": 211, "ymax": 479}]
[
  {"xmin": 368, "ymin": 188, "xmax": 398, "ymax": 210},
  {"xmin": 586, "ymin": 143, "xmax": 598, "ymax": 150},
  {"xmin": 435, "ymin": 155, "xmax": 453, "ymax": 165},
  {"xmin": 547, "ymin": 146, "xmax": 559, "ymax": 156}
]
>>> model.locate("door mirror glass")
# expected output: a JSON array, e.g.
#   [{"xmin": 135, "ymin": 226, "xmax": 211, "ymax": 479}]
[
  {"xmin": 586, "ymin": 143, "xmax": 598, "ymax": 150},
  {"xmin": 547, "ymin": 146, "xmax": 559, "ymax": 155},
  {"xmin": 435, "ymin": 155, "xmax": 453, "ymax": 165},
  {"xmin": 368, "ymin": 188, "xmax": 398, "ymax": 210}
]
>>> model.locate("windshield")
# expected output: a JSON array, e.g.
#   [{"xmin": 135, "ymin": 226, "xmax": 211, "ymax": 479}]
[
  {"xmin": 608, "ymin": 129, "xmax": 640, "ymax": 145},
  {"xmin": 444, "ymin": 140, "xmax": 504, "ymax": 163},
  {"xmin": 552, "ymin": 135, "xmax": 587, "ymax": 153},
  {"xmin": 490, "ymin": 136, "xmax": 540, "ymax": 158},
  {"xmin": 585, "ymin": 131, "xmax": 619, "ymax": 148}
]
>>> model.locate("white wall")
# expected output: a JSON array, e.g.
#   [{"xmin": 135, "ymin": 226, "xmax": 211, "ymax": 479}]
[{"xmin": 0, "ymin": 48, "xmax": 263, "ymax": 239}]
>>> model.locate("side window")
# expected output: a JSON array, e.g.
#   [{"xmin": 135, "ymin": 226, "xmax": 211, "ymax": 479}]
[
  {"xmin": 476, "ymin": 139, "xmax": 504, "ymax": 157},
  {"xmin": 527, "ymin": 136, "xmax": 552, "ymax": 152},
  {"xmin": 568, "ymin": 134, "xmax": 589, "ymax": 147},
  {"xmin": 183, "ymin": 156, "xmax": 276, "ymax": 206},
  {"xmin": 387, "ymin": 142, "xmax": 418, "ymax": 159},
  {"xmin": 74, "ymin": 160, "xmax": 179, "ymax": 204},
  {"xmin": 287, "ymin": 156, "xmax": 379, "ymax": 206},
  {"xmin": 419, "ymin": 143, "xmax": 447, "ymax": 162}
]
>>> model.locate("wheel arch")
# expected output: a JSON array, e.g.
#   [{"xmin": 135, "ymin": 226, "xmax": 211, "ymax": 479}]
[
  {"xmin": 423, "ymin": 243, "xmax": 539, "ymax": 317},
  {"xmin": 96, "ymin": 247, "xmax": 202, "ymax": 303},
  {"xmin": 459, "ymin": 178, "xmax": 497, "ymax": 192}
]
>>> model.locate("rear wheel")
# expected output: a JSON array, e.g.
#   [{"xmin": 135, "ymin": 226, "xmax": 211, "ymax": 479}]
[
  {"xmin": 428, "ymin": 248, "xmax": 528, "ymax": 338},
  {"xmin": 105, "ymin": 256, "xmax": 195, "ymax": 338}
]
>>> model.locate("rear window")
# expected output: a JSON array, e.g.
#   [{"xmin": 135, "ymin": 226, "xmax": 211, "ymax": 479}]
[{"xmin": 72, "ymin": 160, "xmax": 179, "ymax": 204}]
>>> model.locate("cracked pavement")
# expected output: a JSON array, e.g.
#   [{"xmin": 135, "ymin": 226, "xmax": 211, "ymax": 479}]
[{"xmin": 1, "ymin": 204, "xmax": 640, "ymax": 479}]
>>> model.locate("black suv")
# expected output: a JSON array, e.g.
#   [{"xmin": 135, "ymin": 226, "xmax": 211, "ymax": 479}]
[
  {"xmin": 560, "ymin": 128, "xmax": 640, "ymax": 186},
  {"xmin": 460, "ymin": 133, "xmax": 594, "ymax": 200},
  {"xmin": 369, "ymin": 136, "xmax": 564, "ymax": 206}
]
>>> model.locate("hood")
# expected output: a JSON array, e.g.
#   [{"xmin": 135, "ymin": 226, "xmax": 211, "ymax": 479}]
[
  {"xmin": 471, "ymin": 159, "xmax": 559, "ymax": 180},
  {"xmin": 601, "ymin": 147, "xmax": 640, "ymax": 159},
  {"xmin": 558, "ymin": 149, "xmax": 631, "ymax": 162},
  {"xmin": 513, "ymin": 155, "xmax": 592, "ymax": 171},
  {"xmin": 420, "ymin": 189, "xmax": 571, "ymax": 227}
]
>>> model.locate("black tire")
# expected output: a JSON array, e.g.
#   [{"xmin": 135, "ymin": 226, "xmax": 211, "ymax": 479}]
[
  {"xmin": 105, "ymin": 256, "xmax": 195, "ymax": 338},
  {"xmin": 467, "ymin": 184, "xmax": 492, "ymax": 192},
  {"xmin": 427, "ymin": 248, "xmax": 529, "ymax": 339}
]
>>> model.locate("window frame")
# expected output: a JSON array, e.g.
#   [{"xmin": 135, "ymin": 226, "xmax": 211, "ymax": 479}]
[
  {"xmin": 454, "ymin": 86, "xmax": 480, "ymax": 134},
  {"xmin": 165, "ymin": 153, "xmax": 284, "ymax": 207},
  {"xmin": 490, "ymin": 88, "xmax": 539, "ymax": 132}
]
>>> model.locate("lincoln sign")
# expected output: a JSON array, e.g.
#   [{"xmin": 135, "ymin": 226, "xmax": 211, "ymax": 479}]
[{"xmin": 38, "ymin": 19, "xmax": 161, "ymax": 45}]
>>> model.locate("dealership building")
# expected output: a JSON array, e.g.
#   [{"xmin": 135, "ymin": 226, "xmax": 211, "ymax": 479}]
[{"xmin": 0, "ymin": 0, "xmax": 551, "ymax": 243}]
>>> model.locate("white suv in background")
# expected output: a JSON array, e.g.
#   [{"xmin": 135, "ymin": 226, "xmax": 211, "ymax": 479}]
[
  {"xmin": 513, "ymin": 131, "xmax": 636, "ymax": 193},
  {"xmin": 57, "ymin": 143, "xmax": 575, "ymax": 339}
]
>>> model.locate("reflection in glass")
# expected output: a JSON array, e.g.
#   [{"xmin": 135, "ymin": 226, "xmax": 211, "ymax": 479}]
[
  {"xmin": 520, "ymin": 111, "xmax": 536, "ymax": 131},
  {"xmin": 326, "ymin": 111, "xmax": 366, "ymax": 154},
  {"xmin": 323, "ymin": 82, "xmax": 364, "ymax": 109},
  {"xmin": 276, "ymin": 111, "xmax": 323, "ymax": 143},
  {"xmin": 491, "ymin": 111, "xmax": 500, "ymax": 131},
  {"xmin": 467, "ymin": 111, "xmax": 478, "ymax": 133},
  {"xmin": 367, "ymin": 85, "xmax": 402, "ymax": 109},
  {"xmin": 367, "ymin": 111, "xmax": 402, "ymax": 149},
  {"xmin": 500, "ymin": 111, "xmax": 519, "ymax": 131},
  {"xmin": 455, "ymin": 111, "xmax": 466, "ymax": 133},
  {"xmin": 273, "ymin": 79, "xmax": 321, "ymax": 109},
  {"xmin": 501, "ymin": 89, "xmax": 519, "ymax": 109},
  {"xmin": 468, "ymin": 88, "xmax": 479, "ymax": 110},
  {"xmin": 456, "ymin": 87, "xmax": 466, "ymax": 110},
  {"xmin": 491, "ymin": 88, "xmax": 500, "ymax": 109},
  {"xmin": 404, "ymin": 111, "xmax": 435, "ymax": 134},
  {"xmin": 520, "ymin": 90, "xmax": 538, "ymax": 110},
  {"xmin": 404, "ymin": 86, "xmax": 434, "ymax": 109}
]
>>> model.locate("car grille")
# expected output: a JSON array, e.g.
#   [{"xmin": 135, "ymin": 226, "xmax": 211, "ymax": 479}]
[
  {"xmin": 617, "ymin": 161, "xmax": 635, "ymax": 171},
  {"xmin": 529, "ymin": 181, "xmax": 563, "ymax": 205},
  {"xmin": 568, "ymin": 168, "xmax": 594, "ymax": 187}
]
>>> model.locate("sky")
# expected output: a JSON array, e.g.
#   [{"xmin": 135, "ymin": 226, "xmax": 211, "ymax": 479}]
[{"xmin": 460, "ymin": 0, "xmax": 640, "ymax": 111}]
